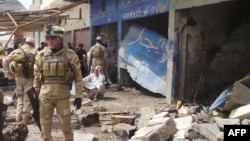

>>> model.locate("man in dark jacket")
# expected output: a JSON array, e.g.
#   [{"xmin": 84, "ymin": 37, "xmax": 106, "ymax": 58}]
[{"xmin": 76, "ymin": 43, "xmax": 87, "ymax": 76}]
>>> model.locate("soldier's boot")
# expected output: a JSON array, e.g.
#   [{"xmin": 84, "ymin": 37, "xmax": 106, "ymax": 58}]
[{"xmin": 0, "ymin": 104, "xmax": 8, "ymax": 141}]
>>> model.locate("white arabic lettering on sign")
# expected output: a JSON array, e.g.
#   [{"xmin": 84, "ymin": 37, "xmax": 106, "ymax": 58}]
[{"xmin": 123, "ymin": 6, "xmax": 159, "ymax": 19}]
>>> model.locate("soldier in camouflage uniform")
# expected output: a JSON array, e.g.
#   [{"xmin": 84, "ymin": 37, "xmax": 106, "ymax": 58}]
[
  {"xmin": 3, "ymin": 37, "xmax": 37, "ymax": 124},
  {"xmin": 33, "ymin": 24, "xmax": 83, "ymax": 141},
  {"xmin": 87, "ymin": 35, "xmax": 108, "ymax": 74}
]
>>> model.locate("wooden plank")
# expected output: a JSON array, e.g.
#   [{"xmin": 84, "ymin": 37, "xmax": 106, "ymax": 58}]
[{"xmin": 111, "ymin": 115, "xmax": 135, "ymax": 125}]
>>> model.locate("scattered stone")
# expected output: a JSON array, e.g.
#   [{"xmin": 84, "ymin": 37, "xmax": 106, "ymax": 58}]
[
  {"xmin": 101, "ymin": 124, "xmax": 113, "ymax": 133},
  {"xmin": 192, "ymin": 123, "xmax": 221, "ymax": 141},
  {"xmin": 131, "ymin": 117, "xmax": 177, "ymax": 141},
  {"xmin": 74, "ymin": 132, "xmax": 99, "ymax": 141},
  {"xmin": 93, "ymin": 105, "xmax": 106, "ymax": 112},
  {"xmin": 185, "ymin": 129, "xmax": 206, "ymax": 140},
  {"xmin": 152, "ymin": 112, "xmax": 169, "ymax": 119},
  {"xmin": 113, "ymin": 123, "xmax": 136, "ymax": 140},
  {"xmin": 241, "ymin": 119, "xmax": 250, "ymax": 125},
  {"xmin": 229, "ymin": 104, "xmax": 250, "ymax": 119},
  {"xmin": 3, "ymin": 123, "xmax": 28, "ymax": 141},
  {"xmin": 135, "ymin": 117, "xmax": 150, "ymax": 129},
  {"xmin": 77, "ymin": 112, "xmax": 99, "ymax": 127},
  {"xmin": 213, "ymin": 117, "xmax": 240, "ymax": 129}
]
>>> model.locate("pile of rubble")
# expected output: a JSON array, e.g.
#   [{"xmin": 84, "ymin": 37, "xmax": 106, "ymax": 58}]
[
  {"xmin": 2, "ymin": 76, "xmax": 250, "ymax": 141},
  {"xmin": 72, "ymin": 78, "xmax": 250, "ymax": 141}
]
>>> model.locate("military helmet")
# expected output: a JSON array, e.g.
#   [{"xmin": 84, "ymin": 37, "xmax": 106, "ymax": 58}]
[
  {"xmin": 46, "ymin": 24, "xmax": 64, "ymax": 38},
  {"xmin": 96, "ymin": 35, "xmax": 103, "ymax": 41}
]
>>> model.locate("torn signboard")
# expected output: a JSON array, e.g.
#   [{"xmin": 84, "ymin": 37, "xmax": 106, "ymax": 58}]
[{"xmin": 119, "ymin": 24, "xmax": 169, "ymax": 95}]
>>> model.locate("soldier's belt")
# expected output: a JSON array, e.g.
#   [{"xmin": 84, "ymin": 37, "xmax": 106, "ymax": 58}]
[{"xmin": 43, "ymin": 77, "xmax": 68, "ymax": 84}]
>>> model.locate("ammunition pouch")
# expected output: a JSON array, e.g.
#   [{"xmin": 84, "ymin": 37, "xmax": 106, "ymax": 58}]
[
  {"xmin": 42, "ymin": 57, "xmax": 65, "ymax": 77},
  {"xmin": 41, "ymin": 47, "xmax": 74, "ymax": 86},
  {"xmin": 43, "ymin": 68, "xmax": 74, "ymax": 85}
]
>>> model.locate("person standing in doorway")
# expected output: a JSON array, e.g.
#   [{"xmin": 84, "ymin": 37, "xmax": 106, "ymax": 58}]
[{"xmin": 87, "ymin": 35, "xmax": 108, "ymax": 73}]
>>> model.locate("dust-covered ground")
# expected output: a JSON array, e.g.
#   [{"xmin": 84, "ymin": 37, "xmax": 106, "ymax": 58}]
[{"xmin": 3, "ymin": 84, "xmax": 169, "ymax": 141}]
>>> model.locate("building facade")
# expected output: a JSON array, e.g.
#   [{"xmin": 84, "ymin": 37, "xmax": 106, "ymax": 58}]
[
  {"xmin": 30, "ymin": 0, "xmax": 90, "ymax": 51},
  {"xmin": 90, "ymin": 0, "xmax": 250, "ymax": 104}
]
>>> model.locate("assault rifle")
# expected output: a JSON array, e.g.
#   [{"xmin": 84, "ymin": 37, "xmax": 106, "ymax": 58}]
[{"xmin": 26, "ymin": 86, "xmax": 41, "ymax": 131}]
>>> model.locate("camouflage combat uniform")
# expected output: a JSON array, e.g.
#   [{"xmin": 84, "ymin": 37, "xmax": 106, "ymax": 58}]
[
  {"xmin": 88, "ymin": 42, "xmax": 108, "ymax": 73},
  {"xmin": 33, "ymin": 46, "xmax": 83, "ymax": 141},
  {"xmin": 3, "ymin": 43, "xmax": 37, "ymax": 123}
]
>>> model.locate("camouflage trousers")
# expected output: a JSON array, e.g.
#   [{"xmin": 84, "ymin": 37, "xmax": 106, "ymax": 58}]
[
  {"xmin": 40, "ymin": 97, "xmax": 73, "ymax": 141},
  {"xmin": 15, "ymin": 77, "xmax": 33, "ymax": 122}
]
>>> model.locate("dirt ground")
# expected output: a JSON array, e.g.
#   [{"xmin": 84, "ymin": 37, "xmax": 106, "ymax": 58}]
[{"xmin": 3, "ymin": 84, "xmax": 169, "ymax": 141}]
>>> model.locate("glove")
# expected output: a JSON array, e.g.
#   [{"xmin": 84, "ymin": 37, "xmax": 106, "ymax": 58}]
[{"xmin": 74, "ymin": 98, "xmax": 82, "ymax": 110}]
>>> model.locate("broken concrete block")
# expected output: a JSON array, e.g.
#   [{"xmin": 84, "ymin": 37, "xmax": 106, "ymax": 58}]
[
  {"xmin": 178, "ymin": 106, "xmax": 191, "ymax": 115},
  {"xmin": 128, "ymin": 139, "xmax": 144, "ymax": 141},
  {"xmin": 229, "ymin": 104, "xmax": 250, "ymax": 119},
  {"xmin": 192, "ymin": 123, "xmax": 221, "ymax": 141},
  {"xmin": 241, "ymin": 119, "xmax": 250, "ymax": 125},
  {"xmin": 101, "ymin": 124, "xmax": 113, "ymax": 133},
  {"xmin": 136, "ymin": 117, "xmax": 150, "ymax": 129},
  {"xmin": 185, "ymin": 129, "xmax": 206, "ymax": 140},
  {"xmin": 213, "ymin": 117, "xmax": 240, "ymax": 129},
  {"xmin": 146, "ymin": 117, "xmax": 173, "ymax": 126},
  {"xmin": 74, "ymin": 132, "xmax": 99, "ymax": 141},
  {"xmin": 152, "ymin": 112, "xmax": 169, "ymax": 119},
  {"xmin": 131, "ymin": 117, "xmax": 177, "ymax": 141},
  {"xmin": 174, "ymin": 116, "xmax": 193, "ymax": 130},
  {"xmin": 111, "ymin": 115, "xmax": 135, "ymax": 125},
  {"xmin": 216, "ymin": 132, "xmax": 224, "ymax": 141},
  {"xmin": 77, "ymin": 111, "xmax": 99, "ymax": 127},
  {"xmin": 172, "ymin": 116, "xmax": 193, "ymax": 140},
  {"xmin": 114, "ymin": 123, "xmax": 137, "ymax": 140},
  {"xmin": 173, "ymin": 130, "xmax": 188, "ymax": 140}
]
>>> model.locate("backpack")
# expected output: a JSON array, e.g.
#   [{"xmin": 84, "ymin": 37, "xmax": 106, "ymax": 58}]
[{"xmin": 13, "ymin": 50, "xmax": 26, "ymax": 63}]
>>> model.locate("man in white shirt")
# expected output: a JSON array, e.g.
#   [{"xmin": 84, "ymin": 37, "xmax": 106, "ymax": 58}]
[{"xmin": 83, "ymin": 65, "xmax": 106, "ymax": 101}]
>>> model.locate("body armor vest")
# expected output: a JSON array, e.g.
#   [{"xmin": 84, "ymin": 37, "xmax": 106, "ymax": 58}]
[
  {"xmin": 91, "ymin": 45, "xmax": 104, "ymax": 58},
  {"xmin": 41, "ymin": 48, "xmax": 73, "ymax": 85}
]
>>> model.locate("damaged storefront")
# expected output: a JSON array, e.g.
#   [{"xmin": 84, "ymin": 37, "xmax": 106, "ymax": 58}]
[
  {"xmin": 176, "ymin": 0, "xmax": 250, "ymax": 106},
  {"xmin": 90, "ymin": 0, "xmax": 250, "ymax": 105}
]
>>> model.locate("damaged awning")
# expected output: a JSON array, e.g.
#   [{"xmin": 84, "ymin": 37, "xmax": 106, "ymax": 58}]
[
  {"xmin": 0, "ymin": 0, "xmax": 89, "ymax": 52},
  {"xmin": 0, "ymin": 11, "xmax": 68, "ymax": 32}
]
